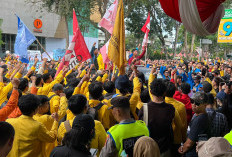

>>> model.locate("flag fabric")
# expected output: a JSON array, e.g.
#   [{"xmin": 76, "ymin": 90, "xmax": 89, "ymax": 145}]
[
  {"xmin": 141, "ymin": 12, "xmax": 151, "ymax": 33},
  {"xmin": 73, "ymin": 9, "xmax": 79, "ymax": 35},
  {"xmin": 108, "ymin": 0, "xmax": 126, "ymax": 75},
  {"xmin": 99, "ymin": 0, "xmax": 119, "ymax": 63},
  {"xmin": 141, "ymin": 13, "xmax": 150, "ymax": 51},
  {"xmin": 100, "ymin": 40, "xmax": 110, "ymax": 63},
  {"xmin": 14, "ymin": 15, "xmax": 36, "ymax": 63},
  {"xmin": 99, "ymin": 0, "xmax": 118, "ymax": 34},
  {"xmin": 55, "ymin": 10, "xmax": 91, "ymax": 76}
]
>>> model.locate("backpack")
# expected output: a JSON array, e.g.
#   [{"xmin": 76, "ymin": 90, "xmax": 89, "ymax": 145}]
[
  {"xmin": 88, "ymin": 102, "xmax": 105, "ymax": 120},
  {"xmin": 49, "ymin": 94, "xmax": 57, "ymax": 101},
  {"xmin": 143, "ymin": 103, "xmax": 148, "ymax": 126}
]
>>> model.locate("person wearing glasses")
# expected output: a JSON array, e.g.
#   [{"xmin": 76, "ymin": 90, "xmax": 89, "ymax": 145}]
[{"xmin": 178, "ymin": 92, "xmax": 209, "ymax": 157}]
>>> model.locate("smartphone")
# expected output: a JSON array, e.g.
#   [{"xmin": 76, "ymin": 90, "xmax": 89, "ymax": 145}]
[{"xmin": 198, "ymin": 134, "xmax": 208, "ymax": 142}]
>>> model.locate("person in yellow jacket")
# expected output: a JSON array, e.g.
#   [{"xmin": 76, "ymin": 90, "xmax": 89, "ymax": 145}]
[
  {"xmin": 58, "ymin": 94, "xmax": 107, "ymax": 156},
  {"xmin": 100, "ymin": 96, "xmax": 149, "ymax": 157},
  {"xmin": 6, "ymin": 94, "xmax": 59, "ymax": 157},
  {"xmin": 165, "ymin": 82, "xmax": 187, "ymax": 156},
  {"xmin": 48, "ymin": 84, "xmax": 63, "ymax": 113},
  {"xmin": 37, "ymin": 66, "xmax": 68, "ymax": 96},
  {"xmin": 93, "ymin": 48, "xmax": 104, "ymax": 70},
  {"xmin": 88, "ymin": 81, "xmax": 111, "ymax": 130},
  {"xmin": 111, "ymin": 73, "xmax": 142, "ymax": 120},
  {"xmin": 33, "ymin": 95, "xmax": 58, "ymax": 157}
]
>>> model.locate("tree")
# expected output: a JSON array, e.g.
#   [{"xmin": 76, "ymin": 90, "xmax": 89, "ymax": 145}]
[
  {"xmin": 126, "ymin": 0, "xmax": 176, "ymax": 59},
  {"xmin": 173, "ymin": 21, "xmax": 181, "ymax": 57}
]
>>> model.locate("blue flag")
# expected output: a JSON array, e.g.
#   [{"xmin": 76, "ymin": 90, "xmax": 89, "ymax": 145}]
[{"xmin": 14, "ymin": 15, "xmax": 36, "ymax": 63}]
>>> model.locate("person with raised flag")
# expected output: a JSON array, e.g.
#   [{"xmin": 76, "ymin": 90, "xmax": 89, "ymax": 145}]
[{"xmin": 128, "ymin": 12, "xmax": 150, "ymax": 66}]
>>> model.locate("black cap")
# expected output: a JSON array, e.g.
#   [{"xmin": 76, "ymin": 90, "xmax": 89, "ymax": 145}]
[
  {"xmin": 72, "ymin": 114, "xmax": 95, "ymax": 132},
  {"xmin": 115, "ymin": 75, "xmax": 130, "ymax": 90},
  {"xmin": 109, "ymin": 96, "xmax": 130, "ymax": 109}
]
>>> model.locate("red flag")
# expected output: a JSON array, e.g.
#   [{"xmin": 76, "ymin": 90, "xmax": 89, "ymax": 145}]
[
  {"xmin": 55, "ymin": 9, "xmax": 91, "ymax": 76},
  {"xmin": 73, "ymin": 9, "xmax": 78, "ymax": 35},
  {"xmin": 141, "ymin": 12, "xmax": 150, "ymax": 33},
  {"xmin": 141, "ymin": 13, "xmax": 150, "ymax": 51}
]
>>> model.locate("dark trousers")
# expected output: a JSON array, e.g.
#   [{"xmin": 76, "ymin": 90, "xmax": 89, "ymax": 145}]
[{"xmin": 170, "ymin": 144, "xmax": 181, "ymax": 157}]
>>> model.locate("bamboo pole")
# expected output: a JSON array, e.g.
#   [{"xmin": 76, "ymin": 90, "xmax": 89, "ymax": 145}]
[{"xmin": 36, "ymin": 38, "xmax": 52, "ymax": 60}]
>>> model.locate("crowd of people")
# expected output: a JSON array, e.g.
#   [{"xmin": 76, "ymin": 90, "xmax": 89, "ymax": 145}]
[{"xmin": 0, "ymin": 45, "xmax": 232, "ymax": 157}]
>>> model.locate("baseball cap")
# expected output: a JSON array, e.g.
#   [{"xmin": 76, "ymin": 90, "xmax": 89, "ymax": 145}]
[
  {"xmin": 190, "ymin": 92, "xmax": 208, "ymax": 106},
  {"xmin": 108, "ymin": 96, "xmax": 130, "ymax": 109},
  {"xmin": 198, "ymin": 137, "xmax": 232, "ymax": 157},
  {"xmin": 72, "ymin": 114, "xmax": 95, "ymax": 132},
  {"xmin": 115, "ymin": 75, "xmax": 130, "ymax": 90}
]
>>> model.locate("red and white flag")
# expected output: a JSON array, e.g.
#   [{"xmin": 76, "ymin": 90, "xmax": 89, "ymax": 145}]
[
  {"xmin": 99, "ymin": 0, "xmax": 119, "ymax": 63},
  {"xmin": 55, "ymin": 9, "xmax": 91, "ymax": 76},
  {"xmin": 99, "ymin": 0, "xmax": 118, "ymax": 34},
  {"xmin": 141, "ymin": 13, "xmax": 150, "ymax": 51},
  {"xmin": 100, "ymin": 40, "xmax": 110, "ymax": 63}
]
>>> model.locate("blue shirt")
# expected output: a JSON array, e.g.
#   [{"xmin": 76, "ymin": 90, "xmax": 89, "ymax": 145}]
[
  {"xmin": 193, "ymin": 83, "xmax": 203, "ymax": 92},
  {"xmin": 194, "ymin": 68, "xmax": 201, "ymax": 73}
]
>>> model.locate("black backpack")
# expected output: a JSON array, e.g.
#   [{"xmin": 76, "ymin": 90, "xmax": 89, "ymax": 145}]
[{"xmin": 88, "ymin": 102, "xmax": 105, "ymax": 120}]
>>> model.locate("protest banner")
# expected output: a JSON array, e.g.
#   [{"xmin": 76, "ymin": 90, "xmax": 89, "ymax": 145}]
[
  {"xmin": 27, "ymin": 50, "xmax": 42, "ymax": 61},
  {"xmin": 53, "ymin": 49, "xmax": 65, "ymax": 61}
]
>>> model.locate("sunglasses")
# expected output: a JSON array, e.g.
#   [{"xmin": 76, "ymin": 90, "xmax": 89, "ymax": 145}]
[{"xmin": 190, "ymin": 99, "xmax": 200, "ymax": 106}]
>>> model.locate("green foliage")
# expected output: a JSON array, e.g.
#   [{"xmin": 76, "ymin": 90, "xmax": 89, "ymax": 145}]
[{"xmin": 126, "ymin": 0, "xmax": 176, "ymax": 47}]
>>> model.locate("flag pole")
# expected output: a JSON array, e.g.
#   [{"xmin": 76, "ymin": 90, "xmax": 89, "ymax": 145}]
[
  {"xmin": 145, "ymin": 46, "xmax": 148, "ymax": 67},
  {"xmin": 36, "ymin": 38, "xmax": 52, "ymax": 60}
]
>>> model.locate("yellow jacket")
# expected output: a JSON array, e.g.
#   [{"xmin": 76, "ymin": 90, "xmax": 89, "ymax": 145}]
[
  {"xmin": 165, "ymin": 97, "xmax": 187, "ymax": 144},
  {"xmin": 97, "ymin": 53, "xmax": 104, "ymax": 70},
  {"xmin": 57, "ymin": 117, "xmax": 107, "ymax": 156},
  {"xmin": 47, "ymin": 92, "xmax": 68, "ymax": 121},
  {"xmin": 0, "ymin": 72, "xmax": 22, "ymax": 106},
  {"xmin": 89, "ymin": 99, "xmax": 110, "ymax": 130},
  {"xmin": 37, "ymin": 71, "xmax": 64, "ymax": 96},
  {"xmin": 33, "ymin": 114, "xmax": 56, "ymax": 157},
  {"xmin": 205, "ymin": 77, "xmax": 217, "ymax": 97},
  {"xmin": 6, "ymin": 115, "xmax": 58, "ymax": 157}
]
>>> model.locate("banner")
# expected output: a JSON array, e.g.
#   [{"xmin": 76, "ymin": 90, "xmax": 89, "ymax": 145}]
[
  {"xmin": 42, "ymin": 52, "xmax": 53, "ymax": 61},
  {"xmin": 218, "ymin": 9, "xmax": 232, "ymax": 43},
  {"xmin": 53, "ymin": 49, "xmax": 65, "ymax": 61},
  {"xmin": 27, "ymin": 50, "xmax": 41, "ymax": 61}
]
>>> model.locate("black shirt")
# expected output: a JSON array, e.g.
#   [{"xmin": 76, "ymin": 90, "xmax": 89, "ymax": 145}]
[
  {"xmin": 50, "ymin": 146, "xmax": 91, "ymax": 157},
  {"xmin": 186, "ymin": 113, "xmax": 209, "ymax": 156},
  {"xmin": 138, "ymin": 101, "xmax": 175, "ymax": 153}
]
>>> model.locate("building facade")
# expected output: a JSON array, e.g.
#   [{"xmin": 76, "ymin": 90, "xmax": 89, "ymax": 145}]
[{"xmin": 0, "ymin": 0, "xmax": 99, "ymax": 56}]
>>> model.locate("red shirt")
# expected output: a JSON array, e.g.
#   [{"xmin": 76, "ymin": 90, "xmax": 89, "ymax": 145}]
[
  {"xmin": 128, "ymin": 49, "xmax": 146, "ymax": 65},
  {"xmin": 173, "ymin": 90, "xmax": 193, "ymax": 125}
]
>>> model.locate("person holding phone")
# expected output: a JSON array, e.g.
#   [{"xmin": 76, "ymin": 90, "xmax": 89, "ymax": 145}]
[{"xmin": 178, "ymin": 92, "xmax": 209, "ymax": 157}]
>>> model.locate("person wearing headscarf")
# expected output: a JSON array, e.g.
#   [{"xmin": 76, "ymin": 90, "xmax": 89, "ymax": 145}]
[{"xmin": 133, "ymin": 136, "xmax": 160, "ymax": 157}]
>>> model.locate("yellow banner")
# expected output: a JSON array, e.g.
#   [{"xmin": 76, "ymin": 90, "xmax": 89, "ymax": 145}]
[{"xmin": 218, "ymin": 19, "xmax": 232, "ymax": 43}]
